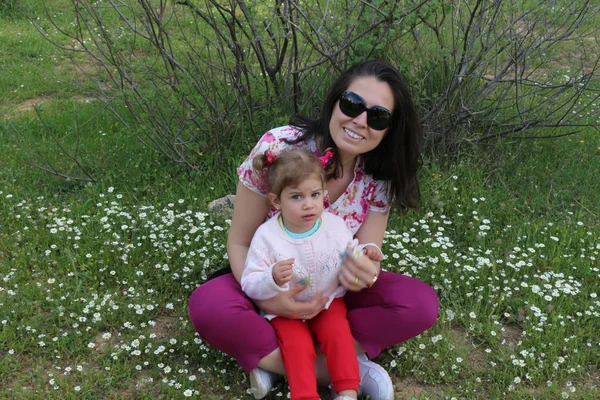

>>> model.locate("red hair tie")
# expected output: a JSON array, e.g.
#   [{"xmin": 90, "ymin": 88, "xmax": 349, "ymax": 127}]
[
  {"xmin": 264, "ymin": 150, "xmax": 277, "ymax": 166},
  {"xmin": 318, "ymin": 150, "xmax": 334, "ymax": 168}
]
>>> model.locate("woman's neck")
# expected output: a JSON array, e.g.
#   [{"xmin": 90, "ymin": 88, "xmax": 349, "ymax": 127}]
[{"xmin": 340, "ymin": 155, "xmax": 357, "ymax": 174}]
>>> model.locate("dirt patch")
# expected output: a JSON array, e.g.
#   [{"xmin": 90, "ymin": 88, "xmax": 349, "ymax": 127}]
[
  {"xmin": 52, "ymin": 49, "xmax": 102, "ymax": 84},
  {"xmin": 60, "ymin": 56, "xmax": 98, "ymax": 78},
  {"xmin": 74, "ymin": 96, "xmax": 96, "ymax": 105},
  {"xmin": 500, "ymin": 324, "xmax": 522, "ymax": 350},
  {"xmin": 393, "ymin": 376, "xmax": 444, "ymax": 399},
  {"xmin": 450, "ymin": 326, "xmax": 488, "ymax": 371},
  {"xmin": 14, "ymin": 96, "xmax": 50, "ymax": 113},
  {"xmin": 583, "ymin": 370, "xmax": 600, "ymax": 390},
  {"xmin": 150, "ymin": 313, "xmax": 180, "ymax": 341},
  {"xmin": 93, "ymin": 330, "xmax": 118, "ymax": 355},
  {"xmin": 9, "ymin": 95, "xmax": 97, "ymax": 116}
]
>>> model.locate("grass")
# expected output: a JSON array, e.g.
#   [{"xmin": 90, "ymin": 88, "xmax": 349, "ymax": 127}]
[{"xmin": 1, "ymin": 2, "xmax": 600, "ymax": 399}]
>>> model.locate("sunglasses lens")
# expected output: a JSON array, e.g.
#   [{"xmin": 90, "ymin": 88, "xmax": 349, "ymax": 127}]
[
  {"xmin": 339, "ymin": 92, "xmax": 365, "ymax": 118},
  {"xmin": 367, "ymin": 107, "xmax": 391, "ymax": 130},
  {"xmin": 339, "ymin": 92, "xmax": 391, "ymax": 130}
]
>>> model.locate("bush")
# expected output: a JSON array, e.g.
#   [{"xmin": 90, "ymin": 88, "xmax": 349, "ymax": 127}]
[
  {"xmin": 21, "ymin": 0, "xmax": 600, "ymax": 179},
  {"xmin": 0, "ymin": 0, "xmax": 20, "ymax": 18}
]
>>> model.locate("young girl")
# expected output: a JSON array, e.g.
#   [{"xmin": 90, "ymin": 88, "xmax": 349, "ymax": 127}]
[{"xmin": 241, "ymin": 149, "xmax": 382, "ymax": 400}]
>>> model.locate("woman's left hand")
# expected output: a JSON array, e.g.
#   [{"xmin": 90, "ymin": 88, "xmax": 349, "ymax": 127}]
[{"xmin": 339, "ymin": 250, "xmax": 380, "ymax": 292}]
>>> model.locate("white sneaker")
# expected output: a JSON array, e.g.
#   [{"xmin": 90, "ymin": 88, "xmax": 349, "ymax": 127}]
[
  {"xmin": 249, "ymin": 367, "xmax": 278, "ymax": 399},
  {"xmin": 357, "ymin": 353, "xmax": 394, "ymax": 400}
]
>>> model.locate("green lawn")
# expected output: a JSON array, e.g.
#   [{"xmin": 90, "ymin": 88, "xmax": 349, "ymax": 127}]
[{"xmin": 1, "ymin": 2, "xmax": 599, "ymax": 399}]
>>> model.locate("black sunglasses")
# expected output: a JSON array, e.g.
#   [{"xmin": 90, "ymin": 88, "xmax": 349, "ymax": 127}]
[{"xmin": 338, "ymin": 91, "xmax": 392, "ymax": 131}]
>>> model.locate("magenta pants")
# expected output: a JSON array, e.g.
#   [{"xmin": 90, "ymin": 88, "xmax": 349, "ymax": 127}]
[{"xmin": 188, "ymin": 271, "xmax": 438, "ymax": 373}]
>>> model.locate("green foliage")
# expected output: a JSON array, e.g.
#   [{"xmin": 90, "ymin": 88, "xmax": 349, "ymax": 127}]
[
  {"xmin": 2, "ymin": 2, "xmax": 600, "ymax": 398},
  {"xmin": 384, "ymin": 0, "xmax": 600, "ymax": 154},
  {"xmin": 0, "ymin": 0, "xmax": 20, "ymax": 18},
  {"xmin": 2, "ymin": 111, "xmax": 600, "ymax": 397}
]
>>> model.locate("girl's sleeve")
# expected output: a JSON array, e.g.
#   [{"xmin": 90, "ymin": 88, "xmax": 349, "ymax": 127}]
[
  {"xmin": 369, "ymin": 179, "xmax": 391, "ymax": 213},
  {"xmin": 241, "ymin": 234, "xmax": 290, "ymax": 300}
]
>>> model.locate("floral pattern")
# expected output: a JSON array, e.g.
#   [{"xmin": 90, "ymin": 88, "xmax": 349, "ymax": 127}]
[{"xmin": 237, "ymin": 125, "xmax": 390, "ymax": 234}]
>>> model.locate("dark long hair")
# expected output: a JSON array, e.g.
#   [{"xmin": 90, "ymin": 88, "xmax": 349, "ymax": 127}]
[{"xmin": 290, "ymin": 60, "xmax": 422, "ymax": 210}]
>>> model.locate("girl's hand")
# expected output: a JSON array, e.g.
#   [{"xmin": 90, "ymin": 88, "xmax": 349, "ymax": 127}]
[
  {"xmin": 254, "ymin": 284, "xmax": 327, "ymax": 320},
  {"xmin": 339, "ymin": 249, "xmax": 380, "ymax": 292},
  {"xmin": 272, "ymin": 258, "xmax": 294, "ymax": 286},
  {"xmin": 363, "ymin": 245, "xmax": 383, "ymax": 262}
]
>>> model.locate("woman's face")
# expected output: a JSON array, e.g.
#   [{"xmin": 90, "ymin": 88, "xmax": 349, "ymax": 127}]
[{"xmin": 329, "ymin": 76, "xmax": 395, "ymax": 164}]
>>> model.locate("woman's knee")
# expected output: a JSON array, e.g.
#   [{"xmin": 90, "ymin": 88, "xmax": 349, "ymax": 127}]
[
  {"xmin": 391, "ymin": 274, "xmax": 438, "ymax": 322},
  {"xmin": 188, "ymin": 274, "xmax": 253, "ymax": 334},
  {"xmin": 188, "ymin": 282, "xmax": 218, "ymax": 335},
  {"xmin": 369, "ymin": 272, "xmax": 439, "ymax": 330},
  {"xmin": 411, "ymin": 281, "xmax": 439, "ymax": 330}
]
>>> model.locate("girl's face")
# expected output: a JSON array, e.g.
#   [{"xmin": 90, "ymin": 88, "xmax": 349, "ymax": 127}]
[
  {"xmin": 269, "ymin": 176, "xmax": 325, "ymax": 234},
  {"xmin": 329, "ymin": 76, "xmax": 394, "ymax": 164}
]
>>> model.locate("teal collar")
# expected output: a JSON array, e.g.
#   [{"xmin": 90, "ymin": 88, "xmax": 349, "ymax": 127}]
[{"xmin": 279, "ymin": 215, "xmax": 321, "ymax": 239}]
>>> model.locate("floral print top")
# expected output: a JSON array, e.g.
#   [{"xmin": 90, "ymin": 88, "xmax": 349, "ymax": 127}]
[{"xmin": 237, "ymin": 126, "xmax": 390, "ymax": 235}]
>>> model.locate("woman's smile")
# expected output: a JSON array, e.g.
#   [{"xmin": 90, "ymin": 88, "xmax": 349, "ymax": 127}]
[{"xmin": 343, "ymin": 127, "xmax": 365, "ymax": 140}]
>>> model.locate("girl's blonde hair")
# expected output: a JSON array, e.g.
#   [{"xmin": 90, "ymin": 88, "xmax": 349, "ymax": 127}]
[{"xmin": 252, "ymin": 149, "xmax": 334, "ymax": 197}]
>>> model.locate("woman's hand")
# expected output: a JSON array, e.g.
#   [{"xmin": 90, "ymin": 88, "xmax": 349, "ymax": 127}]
[
  {"xmin": 341, "ymin": 209, "xmax": 388, "ymax": 291},
  {"xmin": 254, "ymin": 284, "xmax": 328, "ymax": 320},
  {"xmin": 339, "ymin": 250, "xmax": 380, "ymax": 292}
]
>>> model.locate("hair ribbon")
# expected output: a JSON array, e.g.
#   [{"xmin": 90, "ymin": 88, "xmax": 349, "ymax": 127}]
[
  {"xmin": 318, "ymin": 150, "xmax": 334, "ymax": 168},
  {"xmin": 264, "ymin": 150, "xmax": 277, "ymax": 166}
]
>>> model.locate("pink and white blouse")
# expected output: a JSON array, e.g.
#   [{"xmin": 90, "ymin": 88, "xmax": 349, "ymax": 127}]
[{"xmin": 237, "ymin": 126, "xmax": 391, "ymax": 234}]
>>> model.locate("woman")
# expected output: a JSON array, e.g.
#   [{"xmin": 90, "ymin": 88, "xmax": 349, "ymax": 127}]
[{"xmin": 189, "ymin": 60, "xmax": 439, "ymax": 400}]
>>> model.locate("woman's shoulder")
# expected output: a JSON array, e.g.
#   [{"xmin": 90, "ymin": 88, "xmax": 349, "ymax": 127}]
[
  {"xmin": 250, "ymin": 125, "xmax": 315, "ymax": 155},
  {"xmin": 263, "ymin": 125, "xmax": 303, "ymax": 142}
]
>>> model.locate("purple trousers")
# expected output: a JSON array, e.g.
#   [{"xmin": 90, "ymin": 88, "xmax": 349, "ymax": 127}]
[{"xmin": 188, "ymin": 271, "xmax": 438, "ymax": 373}]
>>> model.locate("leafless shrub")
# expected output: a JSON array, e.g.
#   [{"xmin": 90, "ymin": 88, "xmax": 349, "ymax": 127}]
[
  {"xmin": 393, "ymin": 0, "xmax": 600, "ymax": 152},
  {"xmin": 23, "ymin": 0, "xmax": 600, "ymax": 176},
  {"xmin": 26, "ymin": 0, "xmax": 418, "ymax": 174}
]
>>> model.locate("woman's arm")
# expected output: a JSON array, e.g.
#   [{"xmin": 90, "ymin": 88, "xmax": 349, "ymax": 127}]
[
  {"xmin": 227, "ymin": 182, "xmax": 270, "ymax": 283},
  {"xmin": 339, "ymin": 209, "xmax": 389, "ymax": 291}
]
